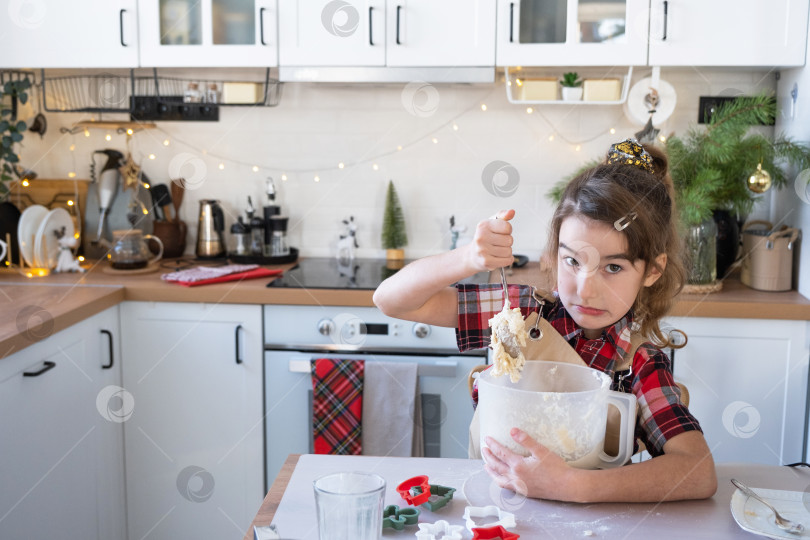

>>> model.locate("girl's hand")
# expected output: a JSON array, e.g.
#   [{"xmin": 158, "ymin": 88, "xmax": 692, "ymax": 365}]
[
  {"xmin": 482, "ymin": 428, "xmax": 579, "ymax": 501},
  {"xmin": 467, "ymin": 209, "xmax": 515, "ymax": 272}
]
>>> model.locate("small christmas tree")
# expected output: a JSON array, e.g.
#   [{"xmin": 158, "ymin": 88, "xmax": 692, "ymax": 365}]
[{"xmin": 381, "ymin": 180, "xmax": 407, "ymax": 259}]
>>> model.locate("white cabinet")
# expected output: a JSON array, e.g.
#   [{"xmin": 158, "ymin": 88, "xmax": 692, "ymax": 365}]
[
  {"xmin": 120, "ymin": 302, "xmax": 263, "ymax": 540},
  {"xmin": 648, "ymin": 0, "xmax": 809, "ymax": 67},
  {"xmin": 0, "ymin": 306, "xmax": 126, "ymax": 540},
  {"xmin": 495, "ymin": 0, "xmax": 649, "ymax": 66},
  {"xmin": 667, "ymin": 317, "xmax": 809, "ymax": 465},
  {"xmin": 0, "ymin": 0, "xmax": 139, "ymax": 68},
  {"xmin": 279, "ymin": 0, "xmax": 496, "ymax": 67},
  {"xmin": 139, "ymin": 0, "xmax": 279, "ymax": 67}
]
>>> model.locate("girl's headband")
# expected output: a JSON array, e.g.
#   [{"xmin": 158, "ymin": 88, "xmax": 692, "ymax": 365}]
[{"xmin": 607, "ymin": 138, "xmax": 654, "ymax": 174}]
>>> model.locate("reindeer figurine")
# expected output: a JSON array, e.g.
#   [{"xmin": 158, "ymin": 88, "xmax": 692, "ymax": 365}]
[
  {"xmin": 336, "ymin": 216, "xmax": 358, "ymax": 263},
  {"xmin": 54, "ymin": 226, "xmax": 85, "ymax": 273}
]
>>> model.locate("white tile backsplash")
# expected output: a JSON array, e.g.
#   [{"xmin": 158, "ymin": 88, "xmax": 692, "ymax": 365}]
[{"xmin": 17, "ymin": 68, "xmax": 777, "ymax": 260}]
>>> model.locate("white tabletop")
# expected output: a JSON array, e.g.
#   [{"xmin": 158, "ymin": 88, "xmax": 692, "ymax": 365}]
[{"xmin": 269, "ymin": 455, "xmax": 810, "ymax": 539}]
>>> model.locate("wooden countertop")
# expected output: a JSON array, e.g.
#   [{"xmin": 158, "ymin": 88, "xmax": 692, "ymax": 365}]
[{"xmin": 1, "ymin": 258, "xmax": 808, "ymax": 360}]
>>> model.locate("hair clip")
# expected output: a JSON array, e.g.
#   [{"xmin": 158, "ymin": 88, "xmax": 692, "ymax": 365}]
[{"xmin": 614, "ymin": 212, "xmax": 638, "ymax": 231}]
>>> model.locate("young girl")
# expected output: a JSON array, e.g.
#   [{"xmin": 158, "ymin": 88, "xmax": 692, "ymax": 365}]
[{"xmin": 373, "ymin": 139, "xmax": 717, "ymax": 503}]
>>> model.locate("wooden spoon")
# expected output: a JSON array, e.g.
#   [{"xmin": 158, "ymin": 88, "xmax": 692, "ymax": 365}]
[{"xmin": 171, "ymin": 180, "xmax": 185, "ymax": 221}]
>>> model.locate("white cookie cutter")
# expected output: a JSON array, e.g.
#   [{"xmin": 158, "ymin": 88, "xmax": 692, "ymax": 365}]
[
  {"xmin": 462, "ymin": 505, "xmax": 517, "ymax": 532},
  {"xmin": 415, "ymin": 520, "xmax": 464, "ymax": 540}
]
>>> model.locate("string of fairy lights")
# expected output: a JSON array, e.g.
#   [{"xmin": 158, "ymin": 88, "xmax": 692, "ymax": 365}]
[{"xmin": 52, "ymin": 86, "xmax": 666, "ymax": 183}]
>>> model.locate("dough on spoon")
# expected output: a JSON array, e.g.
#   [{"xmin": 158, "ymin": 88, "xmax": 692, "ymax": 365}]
[{"xmin": 488, "ymin": 297, "xmax": 528, "ymax": 383}]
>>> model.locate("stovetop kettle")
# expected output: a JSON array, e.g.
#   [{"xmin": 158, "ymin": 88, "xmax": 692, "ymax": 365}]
[{"xmin": 196, "ymin": 199, "xmax": 225, "ymax": 258}]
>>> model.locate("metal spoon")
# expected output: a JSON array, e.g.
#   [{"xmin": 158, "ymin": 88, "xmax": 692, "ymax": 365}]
[
  {"xmin": 493, "ymin": 265, "xmax": 521, "ymax": 358},
  {"xmin": 731, "ymin": 479, "xmax": 805, "ymax": 535}
]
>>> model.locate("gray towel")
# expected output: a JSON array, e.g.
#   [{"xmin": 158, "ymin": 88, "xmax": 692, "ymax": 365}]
[{"xmin": 361, "ymin": 361, "xmax": 423, "ymax": 457}]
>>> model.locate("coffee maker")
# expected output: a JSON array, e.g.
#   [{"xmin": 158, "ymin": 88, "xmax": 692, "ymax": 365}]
[{"xmin": 196, "ymin": 199, "xmax": 225, "ymax": 258}]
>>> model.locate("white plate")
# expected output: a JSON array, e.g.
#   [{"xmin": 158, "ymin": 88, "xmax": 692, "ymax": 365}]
[
  {"xmin": 34, "ymin": 208, "xmax": 74, "ymax": 270},
  {"xmin": 731, "ymin": 487, "xmax": 810, "ymax": 539},
  {"xmin": 17, "ymin": 205, "xmax": 49, "ymax": 267}
]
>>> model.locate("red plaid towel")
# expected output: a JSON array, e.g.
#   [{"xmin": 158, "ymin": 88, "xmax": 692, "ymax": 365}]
[{"xmin": 311, "ymin": 359, "xmax": 364, "ymax": 455}]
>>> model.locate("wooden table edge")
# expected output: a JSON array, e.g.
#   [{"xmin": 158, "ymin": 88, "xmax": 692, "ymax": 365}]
[{"xmin": 244, "ymin": 454, "xmax": 301, "ymax": 540}]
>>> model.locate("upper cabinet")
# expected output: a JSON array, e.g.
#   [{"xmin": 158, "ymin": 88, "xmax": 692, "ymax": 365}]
[
  {"xmin": 648, "ymin": 0, "xmax": 809, "ymax": 67},
  {"xmin": 138, "ymin": 0, "xmax": 279, "ymax": 67},
  {"xmin": 495, "ymin": 0, "xmax": 650, "ymax": 66},
  {"xmin": 279, "ymin": 0, "xmax": 496, "ymax": 67},
  {"xmin": 0, "ymin": 1, "xmax": 139, "ymax": 68}
]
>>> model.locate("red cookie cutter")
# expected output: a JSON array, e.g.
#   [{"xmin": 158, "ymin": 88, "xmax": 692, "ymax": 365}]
[
  {"xmin": 472, "ymin": 525, "xmax": 521, "ymax": 540},
  {"xmin": 396, "ymin": 475, "xmax": 431, "ymax": 505}
]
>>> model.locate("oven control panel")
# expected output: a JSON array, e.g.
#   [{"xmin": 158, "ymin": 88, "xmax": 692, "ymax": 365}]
[{"xmin": 264, "ymin": 305, "xmax": 468, "ymax": 354}]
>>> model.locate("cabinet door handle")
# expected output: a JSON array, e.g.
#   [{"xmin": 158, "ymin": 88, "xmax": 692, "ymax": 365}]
[
  {"xmin": 235, "ymin": 324, "xmax": 243, "ymax": 365},
  {"xmin": 509, "ymin": 2, "xmax": 515, "ymax": 43},
  {"xmin": 369, "ymin": 6, "xmax": 374, "ymax": 45},
  {"xmin": 101, "ymin": 329, "xmax": 114, "ymax": 369},
  {"xmin": 119, "ymin": 9, "xmax": 128, "ymax": 47},
  {"xmin": 662, "ymin": 1, "xmax": 668, "ymax": 41},
  {"xmin": 259, "ymin": 7, "xmax": 267, "ymax": 45},
  {"xmin": 396, "ymin": 5, "xmax": 402, "ymax": 45},
  {"xmin": 23, "ymin": 361, "xmax": 56, "ymax": 377}
]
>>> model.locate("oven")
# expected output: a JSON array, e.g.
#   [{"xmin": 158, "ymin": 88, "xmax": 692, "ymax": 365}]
[{"xmin": 263, "ymin": 304, "xmax": 487, "ymax": 488}]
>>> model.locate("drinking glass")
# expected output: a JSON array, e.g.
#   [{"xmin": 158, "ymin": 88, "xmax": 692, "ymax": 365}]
[{"xmin": 313, "ymin": 472, "xmax": 385, "ymax": 540}]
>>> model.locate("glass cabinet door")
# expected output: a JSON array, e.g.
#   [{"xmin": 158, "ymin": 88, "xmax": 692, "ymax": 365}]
[
  {"xmin": 212, "ymin": 0, "xmax": 256, "ymax": 45},
  {"xmin": 497, "ymin": 0, "xmax": 647, "ymax": 66},
  {"xmin": 141, "ymin": 0, "xmax": 278, "ymax": 67},
  {"xmin": 159, "ymin": 0, "xmax": 202, "ymax": 45}
]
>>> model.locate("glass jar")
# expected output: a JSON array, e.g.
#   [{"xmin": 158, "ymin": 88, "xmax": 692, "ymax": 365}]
[
  {"xmin": 183, "ymin": 82, "xmax": 202, "ymax": 103},
  {"xmin": 684, "ymin": 218, "xmax": 717, "ymax": 284}
]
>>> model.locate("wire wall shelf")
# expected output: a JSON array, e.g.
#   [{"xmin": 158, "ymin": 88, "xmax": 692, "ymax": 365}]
[
  {"xmin": 39, "ymin": 68, "xmax": 281, "ymax": 114},
  {"xmin": 152, "ymin": 68, "xmax": 281, "ymax": 107}
]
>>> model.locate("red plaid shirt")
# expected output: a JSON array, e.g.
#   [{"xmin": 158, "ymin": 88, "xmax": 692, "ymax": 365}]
[{"xmin": 457, "ymin": 283, "xmax": 702, "ymax": 457}]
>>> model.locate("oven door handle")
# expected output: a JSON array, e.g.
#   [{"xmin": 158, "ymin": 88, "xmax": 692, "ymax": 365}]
[{"xmin": 288, "ymin": 359, "xmax": 458, "ymax": 378}]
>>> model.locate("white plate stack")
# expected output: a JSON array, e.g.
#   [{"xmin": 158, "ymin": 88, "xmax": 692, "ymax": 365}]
[{"xmin": 17, "ymin": 205, "xmax": 75, "ymax": 269}]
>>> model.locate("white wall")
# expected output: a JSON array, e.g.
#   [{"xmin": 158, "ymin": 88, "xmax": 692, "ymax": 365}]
[
  {"xmin": 775, "ymin": 47, "xmax": 810, "ymax": 298},
  {"xmin": 16, "ymin": 68, "xmax": 776, "ymax": 261}
]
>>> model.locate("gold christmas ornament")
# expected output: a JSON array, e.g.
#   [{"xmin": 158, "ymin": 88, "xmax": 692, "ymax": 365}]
[{"xmin": 747, "ymin": 163, "xmax": 772, "ymax": 193}]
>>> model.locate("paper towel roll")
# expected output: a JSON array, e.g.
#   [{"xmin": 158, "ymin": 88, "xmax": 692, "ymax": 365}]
[{"xmin": 624, "ymin": 77, "xmax": 677, "ymax": 126}]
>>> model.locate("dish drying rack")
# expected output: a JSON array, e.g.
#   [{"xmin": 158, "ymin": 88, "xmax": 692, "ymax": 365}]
[{"xmin": 40, "ymin": 68, "xmax": 281, "ymax": 113}]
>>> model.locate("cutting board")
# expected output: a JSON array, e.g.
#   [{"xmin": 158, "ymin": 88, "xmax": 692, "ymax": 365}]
[{"xmin": 172, "ymin": 267, "xmax": 282, "ymax": 287}]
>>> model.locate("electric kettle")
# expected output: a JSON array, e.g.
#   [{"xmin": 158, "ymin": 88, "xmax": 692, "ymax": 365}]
[{"xmin": 196, "ymin": 200, "xmax": 225, "ymax": 258}]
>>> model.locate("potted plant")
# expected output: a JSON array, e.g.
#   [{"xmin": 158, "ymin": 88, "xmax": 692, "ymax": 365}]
[
  {"xmin": 0, "ymin": 77, "xmax": 32, "ymax": 202},
  {"xmin": 381, "ymin": 180, "xmax": 407, "ymax": 265},
  {"xmin": 560, "ymin": 72, "xmax": 583, "ymax": 101},
  {"xmin": 666, "ymin": 94, "xmax": 810, "ymax": 283}
]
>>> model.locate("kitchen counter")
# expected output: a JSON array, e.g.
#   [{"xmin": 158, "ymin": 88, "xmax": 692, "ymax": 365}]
[
  {"xmin": 1, "ymin": 258, "xmax": 809, "ymax": 359},
  {"xmin": 248, "ymin": 454, "xmax": 810, "ymax": 539}
]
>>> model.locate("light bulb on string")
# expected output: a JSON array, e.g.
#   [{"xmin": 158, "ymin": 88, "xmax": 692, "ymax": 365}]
[
  {"xmin": 281, "ymin": 174, "xmax": 288, "ymax": 181},
  {"xmin": 252, "ymin": 166, "xmax": 259, "ymax": 172},
  {"xmin": 548, "ymin": 135, "xmax": 555, "ymax": 142},
  {"xmin": 314, "ymin": 175, "xmax": 320, "ymax": 182},
  {"xmin": 105, "ymin": 133, "xmax": 112, "ymax": 141},
  {"xmin": 481, "ymin": 104, "xmax": 487, "ymax": 111},
  {"xmin": 372, "ymin": 163, "xmax": 379, "ymax": 170},
  {"xmin": 149, "ymin": 154, "xmax": 156, "ymax": 160},
  {"xmin": 218, "ymin": 163, "xmax": 225, "ymax": 170},
  {"xmin": 609, "ymin": 128, "xmax": 616, "ymax": 134},
  {"xmin": 338, "ymin": 162, "xmax": 345, "ymax": 169},
  {"xmin": 453, "ymin": 124, "xmax": 459, "ymax": 131},
  {"xmin": 163, "ymin": 139, "xmax": 170, "ymax": 146},
  {"xmin": 526, "ymin": 107, "xmax": 533, "ymax": 114},
  {"xmin": 431, "ymin": 138, "xmax": 438, "ymax": 144}
]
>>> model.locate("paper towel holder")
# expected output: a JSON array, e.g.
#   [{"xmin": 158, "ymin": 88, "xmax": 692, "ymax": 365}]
[{"xmin": 624, "ymin": 67, "xmax": 677, "ymax": 126}]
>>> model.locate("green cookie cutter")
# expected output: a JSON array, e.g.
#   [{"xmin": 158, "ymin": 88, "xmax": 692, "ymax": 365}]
[
  {"xmin": 382, "ymin": 504, "xmax": 420, "ymax": 530},
  {"xmin": 414, "ymin": 484, "xmax": 457, "ymax": 512}
]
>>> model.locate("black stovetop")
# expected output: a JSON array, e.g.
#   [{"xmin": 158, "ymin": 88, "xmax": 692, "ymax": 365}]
[{"xmin": 266, "ymin": 257, "xmax": 491, "ymax": 290}]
